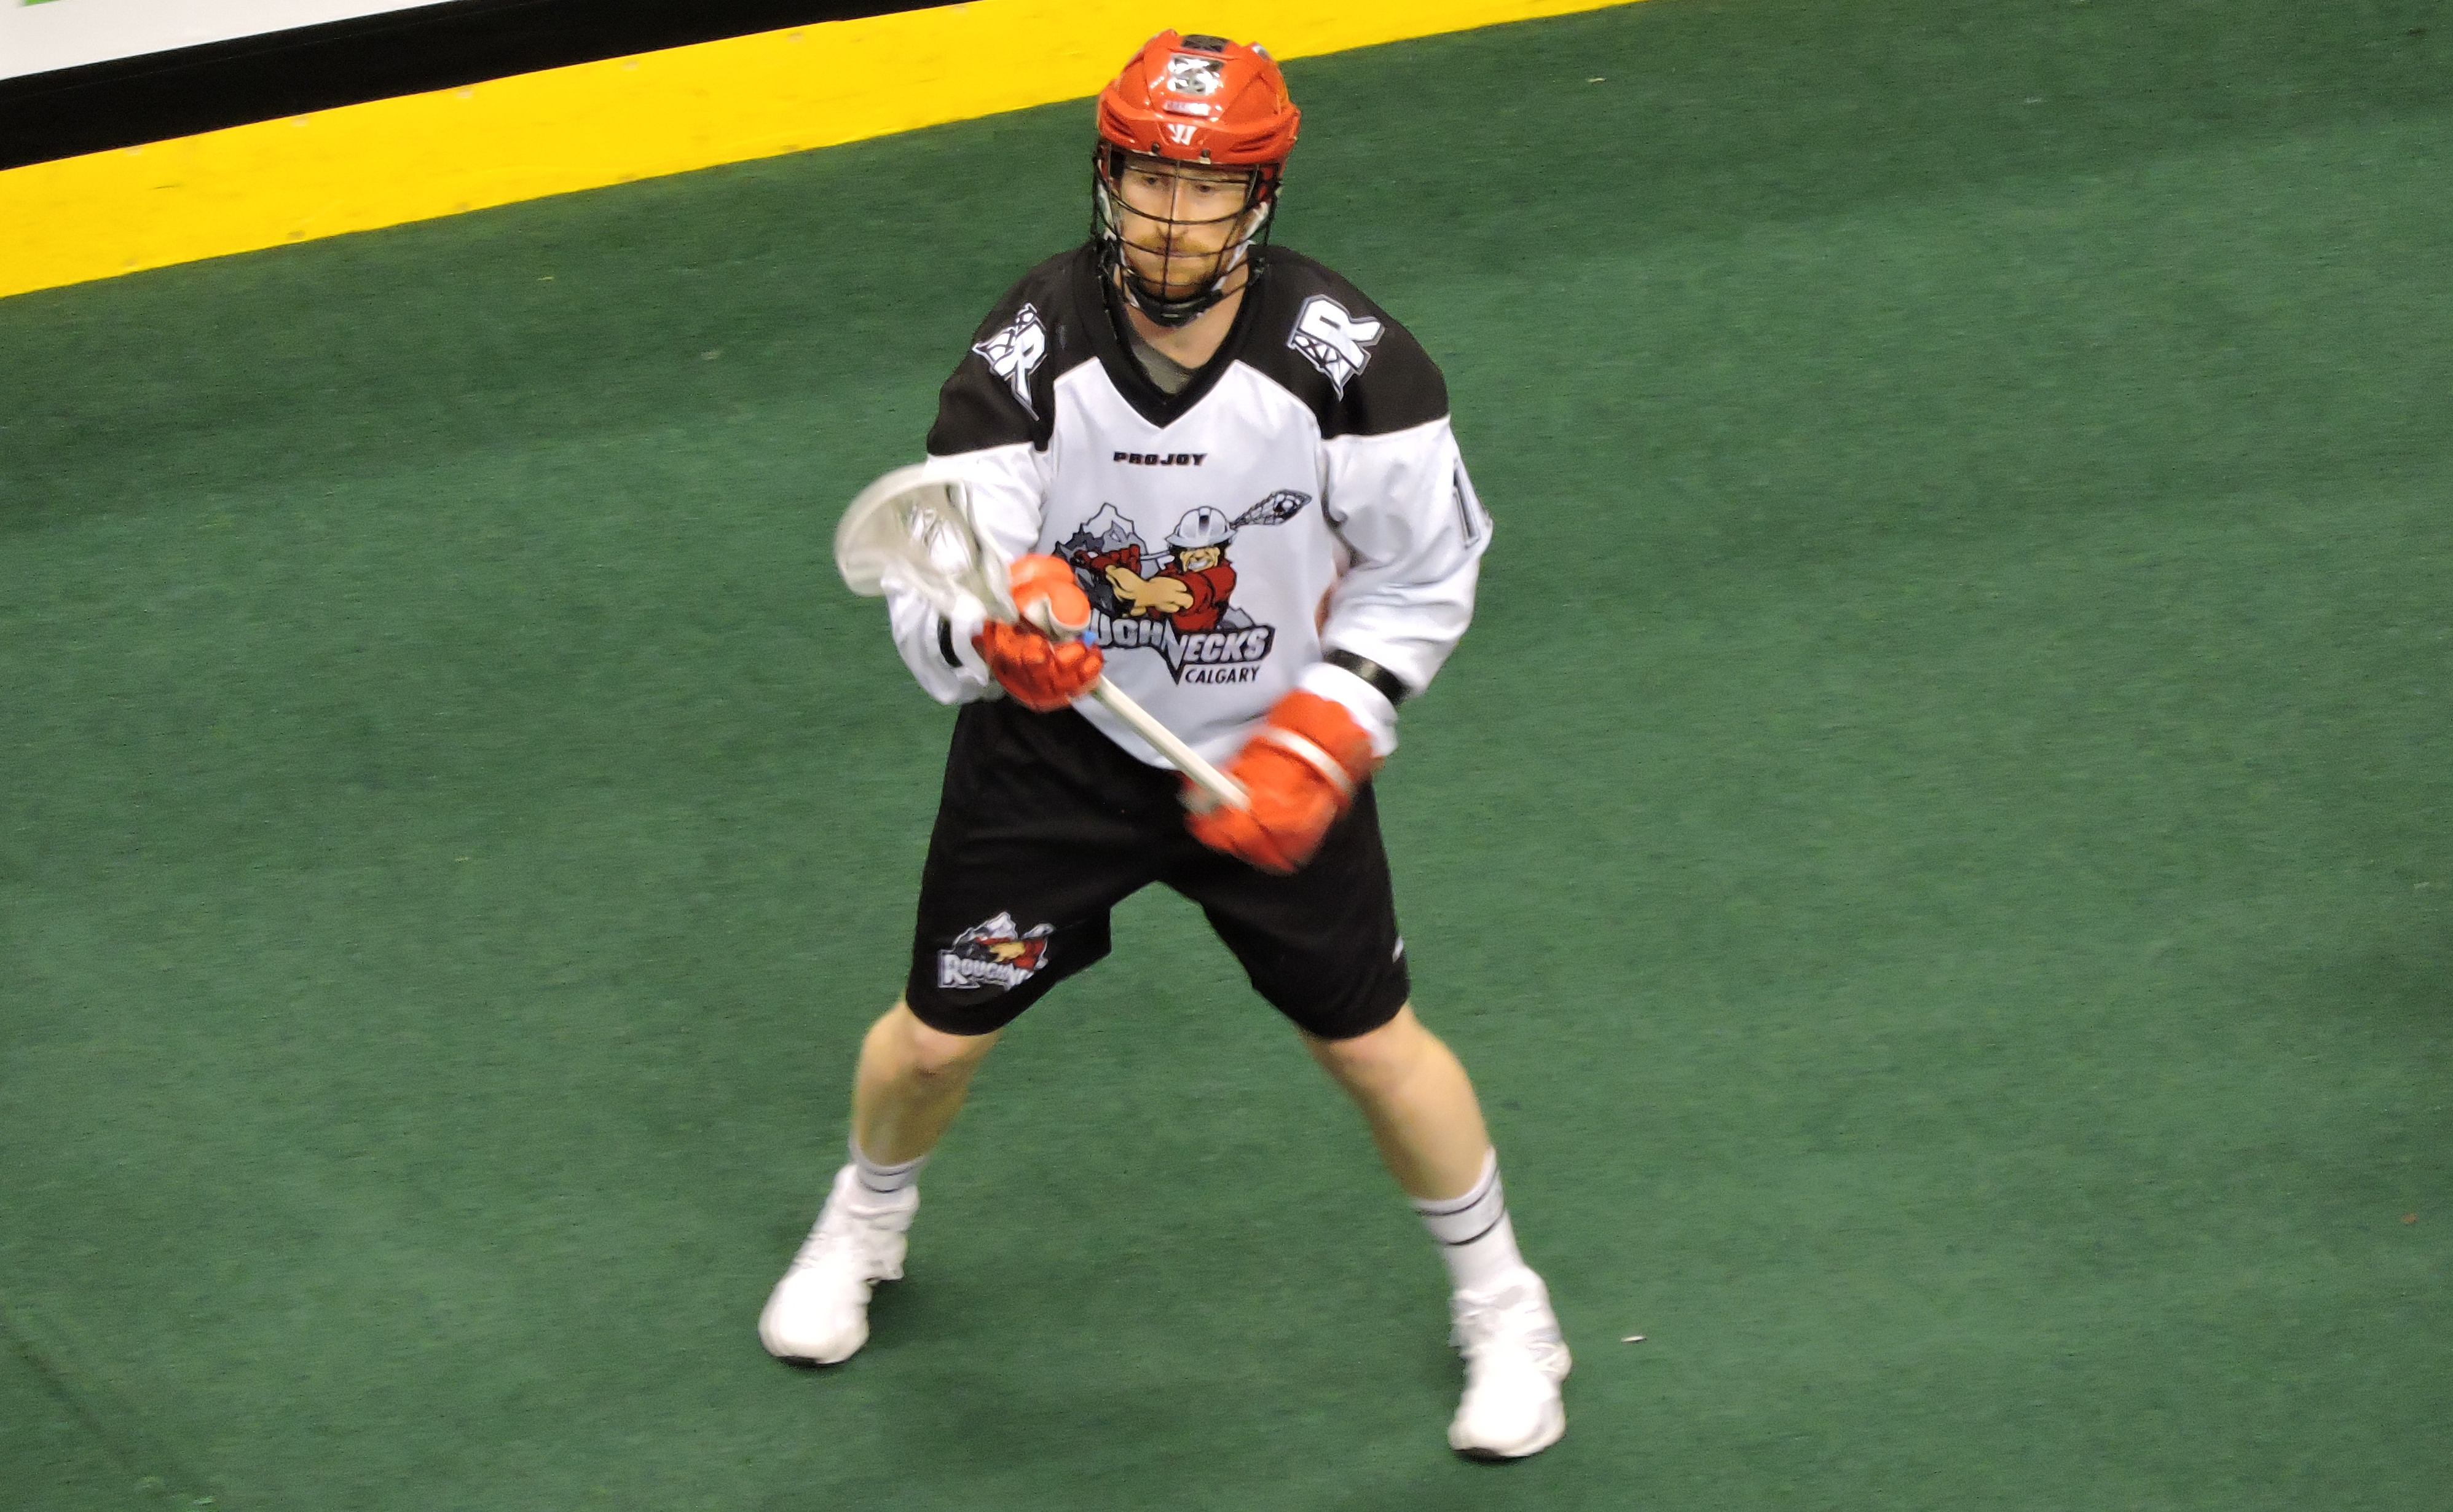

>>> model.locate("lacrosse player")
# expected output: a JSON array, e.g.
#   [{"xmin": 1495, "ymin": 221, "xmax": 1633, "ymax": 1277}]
[{"xmin": 761, "ymin": 31, "xmax": 1569, "ymax": 1458}]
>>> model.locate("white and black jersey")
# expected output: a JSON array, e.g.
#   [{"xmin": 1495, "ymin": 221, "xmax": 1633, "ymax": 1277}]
[{"xmin": 890, "ymin": 243, "xmax": 1492, "ymax": 766}]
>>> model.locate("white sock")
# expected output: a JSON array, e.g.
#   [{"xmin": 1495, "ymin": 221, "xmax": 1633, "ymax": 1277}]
[
  {"xmin": 1412, "ymin": 1149, "xmax": 1527, "ymax": 1296},
  {"xmin": 848, "ymin": 1136, "xmax": 926, "ymax": 1201}
]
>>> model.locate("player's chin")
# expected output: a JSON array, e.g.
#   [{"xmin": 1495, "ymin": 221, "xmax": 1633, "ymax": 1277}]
[
  {"xmin": 1133, "ymin": 275, "xmax": 1215, "ymax": 302},
  {"xmin": 1125, "ymin": 254, "xmax": 1224, "ymax": 299}
]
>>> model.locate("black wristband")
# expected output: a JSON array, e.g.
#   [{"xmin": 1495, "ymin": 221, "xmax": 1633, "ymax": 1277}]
[
  {"xmin": 1323, "ymin": 650, "xmax": 1411, "ymax": 705},
  {"xmin": 937, "ymin": 615, "xmax": 962, "ymax": 669}
]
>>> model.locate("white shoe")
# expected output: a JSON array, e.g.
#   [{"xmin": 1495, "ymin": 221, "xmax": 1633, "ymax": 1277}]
[
  {"xmin": 1447, "ymin": 1268, "xmax": 1571, "ymax": 1459},
  {"xmin": 758, "ymin": 1164, "xmax": 916, "ymax": 1366}
]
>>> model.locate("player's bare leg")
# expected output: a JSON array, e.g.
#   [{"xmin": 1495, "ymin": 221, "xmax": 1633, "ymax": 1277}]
[
  {"xmin": 1302, "ymin": 1004, "xmax": 1489, "ymax": 1199},
  {"xmin": 852, "ymin": 1001, "xmax": 1001, "ymax": 1164},
  {"xmin": 1306, "ymin": 1006, "xmax": 1572, "ymax": 1460},
  {"xmin": 760, "ymin": 1002, "xmax": 998, "ymax": 1366}
]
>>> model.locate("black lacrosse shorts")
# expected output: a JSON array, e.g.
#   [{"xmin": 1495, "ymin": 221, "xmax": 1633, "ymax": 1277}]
[{"xmin": 902, "ymin": 697, "xmax": 1411, "ymax": 1040}]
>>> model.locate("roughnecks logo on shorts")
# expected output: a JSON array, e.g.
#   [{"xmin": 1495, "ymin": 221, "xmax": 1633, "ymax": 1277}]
[
  {"xmin": 939, "ymin": 912, "xmax": 1053, "ymax": 991},
  {"xmin": 1058, "ymin": 491, "xmax": 1309, "ymax": 685}
]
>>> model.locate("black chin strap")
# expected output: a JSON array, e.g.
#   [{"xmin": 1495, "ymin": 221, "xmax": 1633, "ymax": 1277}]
[{"xmin": 1126, "ymin": 281, "xmax": 1229, "ymax": 329}]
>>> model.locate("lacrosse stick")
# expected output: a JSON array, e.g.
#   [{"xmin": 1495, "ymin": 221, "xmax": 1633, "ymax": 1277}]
[{"xmin": 835, "ymin": 465, "xmax": 1248, "ymax": 811}]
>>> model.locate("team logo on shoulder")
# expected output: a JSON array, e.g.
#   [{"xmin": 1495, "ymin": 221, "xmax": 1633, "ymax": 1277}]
[
  {"xmin": 938, "ymin": 911, "xmax": 1054, "ymax": 991},
  {"xmin": 1057, "ymin": 492, "xmax": 1309, "ymax": 685},
  {"xmin": 1288, "ymin": 294, "xmax": 1383, "ymax": 396},
  {"xmin": 972, "ymin": 302, "xmax": 1049, "ymax": 416}
]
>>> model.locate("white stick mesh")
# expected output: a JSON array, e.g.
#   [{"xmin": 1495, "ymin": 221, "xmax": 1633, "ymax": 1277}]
[{"xmin": 832, "ymin": 465, "xmax": 1014, "ymax": 622}]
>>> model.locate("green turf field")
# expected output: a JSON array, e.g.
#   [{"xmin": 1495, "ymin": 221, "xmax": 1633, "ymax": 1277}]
[{"xmin": 4, "ymin": 0, "xmax": 2449, "ymax": 1506}]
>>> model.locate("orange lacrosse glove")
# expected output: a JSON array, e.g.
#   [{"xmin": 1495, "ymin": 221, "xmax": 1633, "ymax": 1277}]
[
  {"xmin": 1186, "ymin": 690, "xmax": 1380, "ymax": 874},
  {"xmin": 972, "ymin": 554, "xmax": 1103, "ymax": 712}
]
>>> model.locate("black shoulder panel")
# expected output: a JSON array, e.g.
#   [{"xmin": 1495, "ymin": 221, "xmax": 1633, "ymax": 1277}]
[
  {"xmin": 925, "ymin": 245, "xmax": 1101, "ymax": 457},
  {"xmin": 1239, "ymin": 250, "xmax": 1449, "ymax": 439}
]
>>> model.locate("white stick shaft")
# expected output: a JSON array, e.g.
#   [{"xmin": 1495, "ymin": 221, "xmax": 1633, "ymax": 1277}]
[{"xmin": 1087, "ymin": 679, "xmax": 1248, "ymax": 809}]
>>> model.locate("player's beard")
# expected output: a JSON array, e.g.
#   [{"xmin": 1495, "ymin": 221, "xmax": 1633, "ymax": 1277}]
[{"xmin": 1123, "ymin": 233, "xmax": 1236, "ymax": 302}]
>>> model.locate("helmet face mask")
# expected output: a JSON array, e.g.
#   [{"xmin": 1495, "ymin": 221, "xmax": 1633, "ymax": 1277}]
[{"xmin": 1093, "ymin": 147, "xmax": 1277, "ymax": 328}]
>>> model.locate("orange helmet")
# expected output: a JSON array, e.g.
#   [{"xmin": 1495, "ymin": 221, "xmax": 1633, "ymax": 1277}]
[
  {"xmin": 1095, "ymin": 31, "xmax": 1300, "ymax": 167},
  {"xmin": 1093, "ymin": 32, "xmax": 1299, "ymax": 328}
]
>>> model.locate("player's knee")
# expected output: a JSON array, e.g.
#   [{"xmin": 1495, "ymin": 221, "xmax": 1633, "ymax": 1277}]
[
  {"xmin": 868, "ymin": 1001, "xmax": 998, "ymax": 1081},
  {"xmin": 903, "ymin": 1014, "xmax": 1000, "ymax": 1080},
  {"xmin": 1305, "ymin": 1003, "xmax": 1427, "ymax": 1087}
]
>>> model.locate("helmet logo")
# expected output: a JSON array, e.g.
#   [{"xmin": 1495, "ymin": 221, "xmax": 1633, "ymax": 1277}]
[
  {"xmin": 1288, "ymin": 295, "xmax": 1385, "ymax": 397},
  {"xmin": 1165, "ymin": 53, "xmax": 1224, "ymax": 95},
  {"xmin": 1163, "ymin": 122, "xmax": 1198, "ymax": 146}
]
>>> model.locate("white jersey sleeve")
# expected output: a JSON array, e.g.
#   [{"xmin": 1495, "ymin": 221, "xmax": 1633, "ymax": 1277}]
[
  {"xmin": 1315, "ymin": 415, "xmax": 1490, "ymax": 750},
  {"xmin": 883, "ymin": 585, "xmax": 991, "ymax": 705},
  {"xmin": 886, "ymin": 256, "xmax": 1077, "ymax": 706},
  {"xmin": 880, "ymin": 441, "xmax": 1053, "ymax": 706}
]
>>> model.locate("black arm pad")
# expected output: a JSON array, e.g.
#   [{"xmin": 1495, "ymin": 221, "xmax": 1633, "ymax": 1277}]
[{"xmin": 1322, "ymin": 650, "xmax": 1412, "ymax": 705}]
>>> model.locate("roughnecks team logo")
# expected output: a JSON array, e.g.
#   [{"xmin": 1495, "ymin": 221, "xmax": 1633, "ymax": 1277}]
[
  {"xmin": 1058, "ymin": 492, "xmax": 1309, "ymax": 685},
  {"xmin": 1288, "ymin": 295, "xmax": 1383, "ymax": 396},
  {"xmin": 972, "ymin": 303, "xmax": 1047, "ymax": 415},
  {"xmin": 938, "ymin": 912, "xmax": 1053, "ymax": 991}
]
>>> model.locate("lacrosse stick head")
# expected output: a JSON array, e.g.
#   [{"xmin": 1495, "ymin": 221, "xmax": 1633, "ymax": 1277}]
[{"xmin": 835, "ymin": 465, "xmax": 1015, "ymax": 622}]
